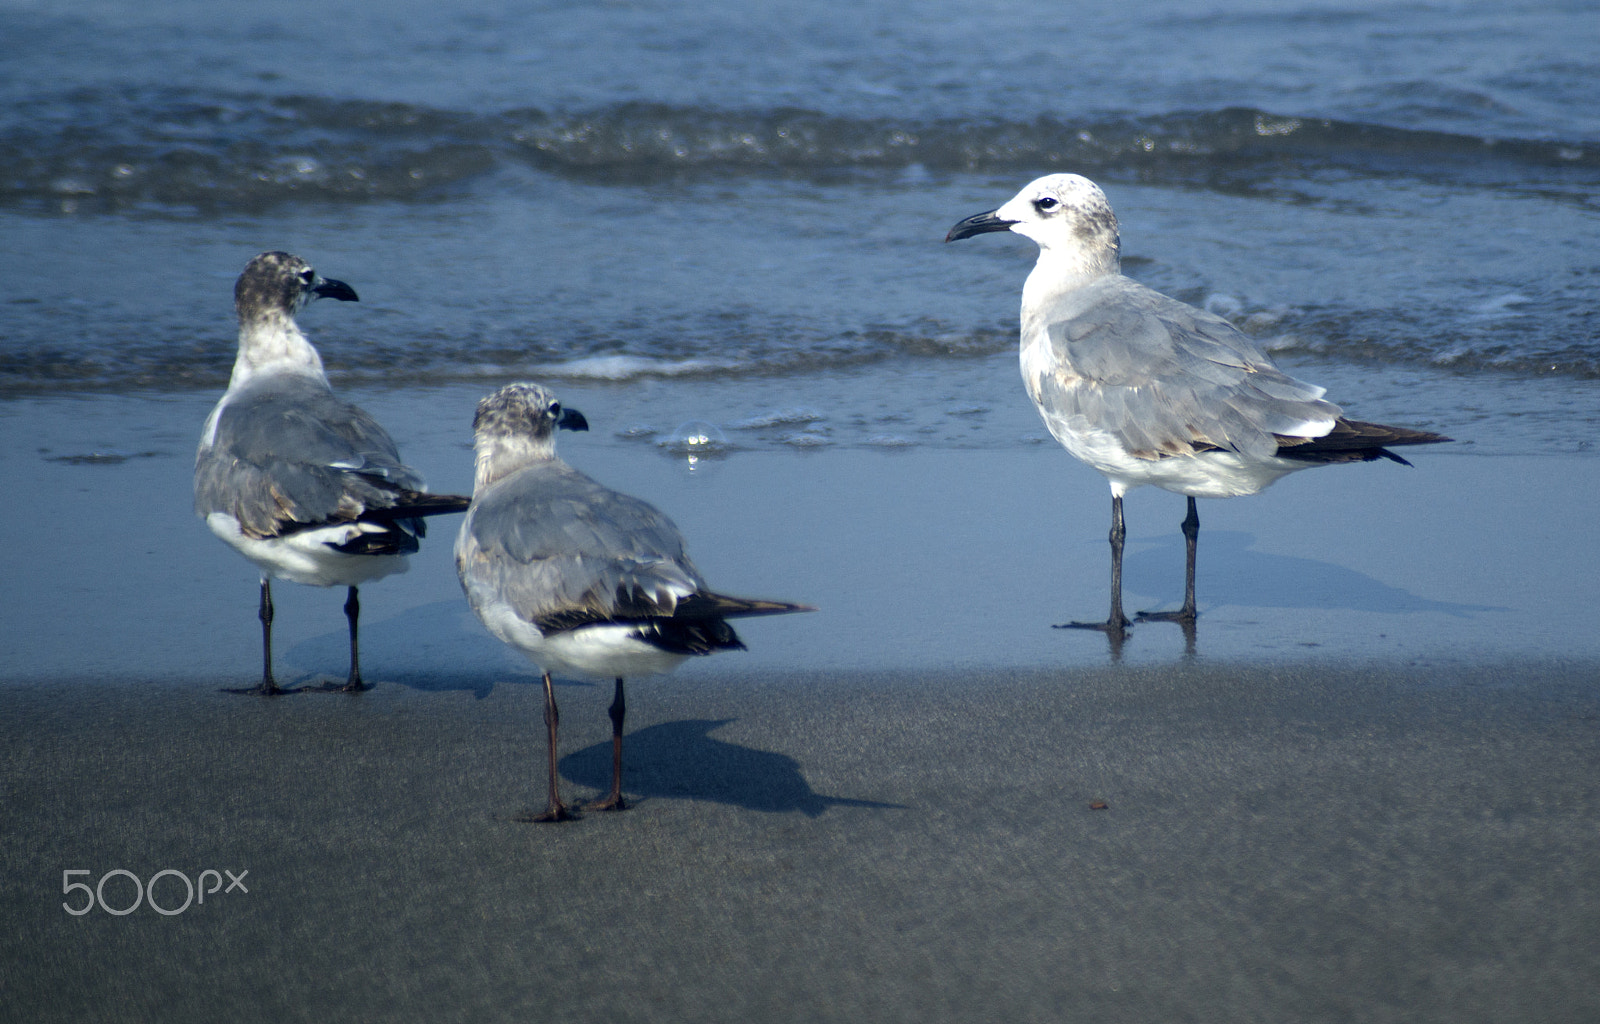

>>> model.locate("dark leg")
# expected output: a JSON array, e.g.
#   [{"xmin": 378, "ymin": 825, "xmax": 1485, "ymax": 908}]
[
  {"xmin": 255, "ymin": 579, "xmax": 285, "ymax": 696},
  {"xmin": 589, "ymin": 677, "xmax": 629, "ymax": 811},
  {"xmin": 1057, "ymin": 493, "xmax": 1131, "ymax": 635},
  {"xmin": 518, "ymin": 671, "xmax": 576, "ymax": 823},
  {"xmin": 338, "ymin": 586, "xmax": 370, "ymax": 692},
  {"xmin": 226, "ymin": 579, "xmax": 293, "ymax": 695},
  {"xmin": 1138, "ymin": 496, "xmax": 1200, "ymax": 624}
]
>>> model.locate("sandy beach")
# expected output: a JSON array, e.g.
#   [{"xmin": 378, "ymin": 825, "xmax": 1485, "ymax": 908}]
[
  {"xmin": 5, "ymin": 661, "xmax": 1599, "ymax": 1022},
  {"xmin": 7, "ymin": 0, "xmax": 1600, "ymax": 1016},
  {"xmin": 3, "ymin": 381, "xmax": 1598, "ymax": 1021}
]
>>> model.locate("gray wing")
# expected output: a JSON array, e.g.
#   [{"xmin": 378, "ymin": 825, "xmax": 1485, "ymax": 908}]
[
  {"xmin": 1035, "ymin": 275, "xmax": 1340, "ymax": 460},
  {"xmin": 456, "ymin": 461, "xmax": 704, "ymax": 628},
  {"xmin": 194, "ymin": 374, "xmax": 427, "ymax": 538}
]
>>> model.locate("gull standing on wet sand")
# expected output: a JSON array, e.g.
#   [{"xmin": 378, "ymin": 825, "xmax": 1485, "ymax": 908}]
[
  {"xmin": 947, "ymin": 174, "xmax": 1449, "ymax": 636},
  {"xmin": 195, "ymin": 252, "xmax": 470, "ymax": 695},
  {"xmin": 455, "ymin": 382, "xmax": 813, "ymax": 822}
]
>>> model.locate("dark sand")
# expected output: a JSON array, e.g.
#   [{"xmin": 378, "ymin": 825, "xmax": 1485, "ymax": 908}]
[
  {"xmin": 5, "ymin": 663, "xmax": 1598, "ymax": 1023},
  {"xmin": 3, "ymin": 386, "xmax": 1598, "ymax": 1021}
]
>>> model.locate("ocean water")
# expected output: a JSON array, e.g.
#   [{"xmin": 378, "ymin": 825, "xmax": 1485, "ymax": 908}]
[{"xmin": 3, "ymin": 0, "xmax": 1598, "ymax": 458}]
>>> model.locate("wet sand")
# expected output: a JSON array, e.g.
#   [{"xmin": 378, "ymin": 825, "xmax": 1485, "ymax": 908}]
[
  {"xmin": 3, "ymin": 385, "xmax": 1598, "ymax": 1021},
  {"xmin": 5, "ymin": 662, "xmax": 1598, "ymax": 1022},
  {"xmin": 6, "ymin": 380, "xmax": 1598, "ymax": 679}
]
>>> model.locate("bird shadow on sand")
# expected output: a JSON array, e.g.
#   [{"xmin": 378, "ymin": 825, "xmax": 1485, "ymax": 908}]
[
  {"xmin": 1122, "ymin": 530, "xmax": 1505, "ymax": 618},
  {"xmin": 559, "ymin": 719, "xmax": 904, "ymax": 817}
]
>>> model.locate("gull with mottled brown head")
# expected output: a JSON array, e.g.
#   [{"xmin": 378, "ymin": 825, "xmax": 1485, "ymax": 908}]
[
  {"xmin": 947, "ymin": 174, "xmax": 1450, "ymax": 638},
  {"xmin": 456, "ymin": 382, "xmax": 813, "ymax": 822},
  {"xmin": 195, "ymin": 252, "xmax": 470, "ymax": 695}
]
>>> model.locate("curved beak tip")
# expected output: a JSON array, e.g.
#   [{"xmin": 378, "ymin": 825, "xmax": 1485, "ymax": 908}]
[
  {"xmin": 313, "ymin": 278, "xmax": 360, "ymax": 302},
  {"xmin": 560, "ymin": 409, "xmax": 590, "ymax": 432},
  {"xmin": 945, "ymin": 209, "xmax": 1016, "ymax": 243}
]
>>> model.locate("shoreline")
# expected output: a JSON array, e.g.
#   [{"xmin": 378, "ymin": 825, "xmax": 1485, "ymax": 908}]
[{"xmin": 4, "ymin": 383, "xmax": 1598, "ymax": 685}]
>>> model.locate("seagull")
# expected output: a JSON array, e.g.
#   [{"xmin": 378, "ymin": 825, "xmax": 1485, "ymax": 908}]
[
  {"xmin": 195, "ymin": 252, "xmax": 470, "ymax": 695},
  {"xmin": 946, "ymin": 174, "xmax": 1450, "ymax": 635},
  {"xmin": 455, "ymin": 382, "xmax": 813, "ymax": 822}
]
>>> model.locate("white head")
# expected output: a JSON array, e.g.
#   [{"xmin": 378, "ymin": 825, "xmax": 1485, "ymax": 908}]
[
  {"xmin": 946, "ymin": 173, "xmax": 1121, "ymax": 279},
  {"xmin": 470, "ymin": 382, "xmax": 591, "ymax": 491}
]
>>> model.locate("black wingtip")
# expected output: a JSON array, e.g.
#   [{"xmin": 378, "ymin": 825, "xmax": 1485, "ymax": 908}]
[
  {"xmin": 1276, "ymin": 419, "xmax": 1452, "ymax": 465},
  {"xmin": 1380, "ymin": 449, "xmax": 1416, "ymax": 467},
  {"xmin": 361, "ymin": 492, "xmax": 473, "ymax": 521},
  {"xmin": 703, "ymin": 595, "xmax": 817, "ymax": 619}
]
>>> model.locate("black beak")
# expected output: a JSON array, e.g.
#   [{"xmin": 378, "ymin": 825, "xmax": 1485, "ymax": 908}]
[
  {"xmin": 559, "ymin": 408, "xmax": 589, "ymax": 432},
  {"xmin": 945, "ymin": 209, "xmax": 1016, "ymax": 243},
  {"xmin": 313, "ymin": 277, "xmax": 360, "ymax": 302}
]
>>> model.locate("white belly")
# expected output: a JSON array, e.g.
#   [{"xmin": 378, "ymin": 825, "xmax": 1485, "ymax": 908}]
[
  {"xmin": 467, "ymin": 591, "xmax": 690, "ymax": 681},
  {"xmin": 1039, "ymin": 416, "xmax": 1314, "ymax": 498},
  {"xmin": 206, "ymin": 513, "xmax": 411, "ymax": 588}
]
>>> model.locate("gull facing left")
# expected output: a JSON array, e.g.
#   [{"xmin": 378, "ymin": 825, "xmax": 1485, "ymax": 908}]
[
  {"xmin": 456, "ymin": 382, "xmax": 813, "ymax": 822},
  {"xmin": 947, "ymin": 174, "xmax": 1450, "ymax": 635},
  {"xmin": 195, "ymin": 252, "xmax": 469, "ymax": 695}
]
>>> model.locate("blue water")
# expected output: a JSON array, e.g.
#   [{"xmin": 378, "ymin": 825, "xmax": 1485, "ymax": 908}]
[{"xmin": 3, "ymin": 0, "xmax": 1598, "ymax": 450}]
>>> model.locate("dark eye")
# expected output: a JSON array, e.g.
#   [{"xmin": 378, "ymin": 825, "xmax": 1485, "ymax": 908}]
[
  {"xmin": 298, "ymin": 269, "xmax": 316, "ymax": 285},
  {"xmin": 1034, "ymin": 196, "xmax": 1059, "ymax": 212},
  {"xmin": 547, "ymin": 401, "xmax": 561, "ymax": 418}
]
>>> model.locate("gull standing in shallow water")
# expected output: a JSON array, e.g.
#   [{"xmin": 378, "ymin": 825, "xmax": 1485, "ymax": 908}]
[
  {"xmin": 455, "ymin": 383, "xmax": 813, "ymax": 822},
  {"xmin": 947, "ymin": 174, "xmax": 1449, "ymax": 637},
  {"xmin": 195, "ymin": 252, "xmax": 470, "ymax": 695}
]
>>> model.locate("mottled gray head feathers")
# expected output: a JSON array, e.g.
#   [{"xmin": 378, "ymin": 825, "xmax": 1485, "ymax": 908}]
[
  {"xmin": 226, "ymin": 252, "xmax": 357, "ymax": 388},
  {"xmin": 472, "ymin": 382, "xmax": 590, "ymax": 442},
  {"xmin": 470, "ymin": 382, "xmax": 591, "ymax": 490},
  {"xmin": 234, "ymin": 251, "xmax": 358, "ymax": 324}
]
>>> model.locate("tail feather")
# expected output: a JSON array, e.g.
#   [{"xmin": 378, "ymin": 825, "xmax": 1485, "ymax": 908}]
[
  {"xmin": 328, "ymin": 523, "xmax": 422, "ymax": 557},
  {"xmin": 633, "ymin": 618, "xmax": 747, "ymax": 656},
  {"xmin": 1276, "ymin": 418, "xmax": 1451, "ymax": 465},
  {"xmin": 628, "ymin": 593, "xmax": 814, "ymax": 656}
]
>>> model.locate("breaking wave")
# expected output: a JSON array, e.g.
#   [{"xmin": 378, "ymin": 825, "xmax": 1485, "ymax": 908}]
[{"xmin": 6, "ymin": 90, "xmax": 1597, "ymax": 212}]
